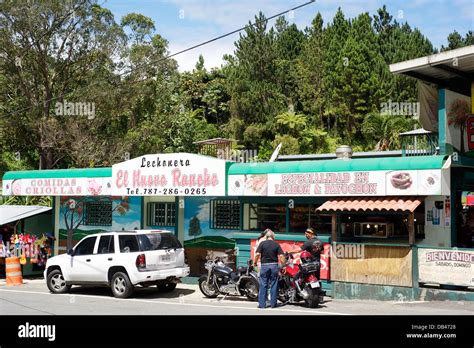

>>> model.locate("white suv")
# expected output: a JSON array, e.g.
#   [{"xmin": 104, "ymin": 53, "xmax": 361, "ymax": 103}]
[{"xmin": 44, "ymin": 230, "xmax": 190, "ymax": 298}]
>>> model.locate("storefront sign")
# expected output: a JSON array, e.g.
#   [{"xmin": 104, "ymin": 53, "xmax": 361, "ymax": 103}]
[
  {"xmin": 444, "ymin": 197, "xmax": 451, "ymax": 227},
  {"xmin": 2, "ymin": 177, "xmax": 111, "ymax": 196},
  {"xmin": 444, "ymin": 89, "xmax": 473, "ymax": 153},
  {"xmin": 418, "ymin": 248, "xmax": 474, "ymax": 287},
  {"xmin": 270, "ymin": 171, "xmax": 384, "ymax": 196},
  {"xmin": 228, "ymin": 169, "xmax": 447, "ymax": 197},
  {"xmin": 112, "ymin": 153, "xmax": 226, "ymax": 196},
  {"xmin": 250, "ymin": 239, "xmax": 330, "ymax": 280}
]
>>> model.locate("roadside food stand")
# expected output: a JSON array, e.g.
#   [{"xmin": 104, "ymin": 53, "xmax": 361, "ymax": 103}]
[{"xmin": 2, "ymin": 46, "xmax": 474, "ymax": 300}]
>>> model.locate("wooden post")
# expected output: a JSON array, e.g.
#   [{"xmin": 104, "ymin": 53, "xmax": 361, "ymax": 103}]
[
  {"xmin": 408, "ymin": 212, "xmax": 415, "ymax": 245},
  {"xmin": 331, "ymin": 214, "xmax": 337, "ymax": 242}
]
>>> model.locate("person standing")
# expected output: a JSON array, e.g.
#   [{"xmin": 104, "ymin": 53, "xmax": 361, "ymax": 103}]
[
  {"xmin": 289, "ymin": 227, "xmax": 322, "ymax": 278},
  {"xmin": 253, "ymin": 229, "xmax": 284, "ymax": 309}
]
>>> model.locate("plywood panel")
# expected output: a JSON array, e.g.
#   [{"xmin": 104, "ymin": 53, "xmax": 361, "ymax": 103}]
[{"xmin": 331, "ymin": 244, "xmax": 412, "ymax": 287}]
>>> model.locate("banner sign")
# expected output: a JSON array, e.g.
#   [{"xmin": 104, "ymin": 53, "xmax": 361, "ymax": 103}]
[
  {"xmin": 2, "ymin": 177, "xmax": 111, "ymax": 196},
  {"xmin": 418, "ymin": 248, "xmax": 474, "ymax": 287},
  {"xmin": 250, "ymin": 239, "xmax": 330, "ymax": 280},
  {"xmin": 112, "ymin": 153, "xmax": 226, "ymax": 196},
  {"xmin": 228, "ymin": 169, "xmax": 447, "ymax": 197},
  {"xmin": 445, "ymin": 89, "xmax": 473, "ymax": 153}
]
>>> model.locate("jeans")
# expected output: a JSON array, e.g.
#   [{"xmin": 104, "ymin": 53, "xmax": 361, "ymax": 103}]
[{"xmin": 258, "ymin": 263, "xmax": 279, "ymax": 308}]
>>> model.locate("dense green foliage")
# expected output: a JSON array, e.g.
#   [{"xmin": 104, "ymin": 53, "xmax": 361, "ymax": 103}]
[{"xmin": 0, "ymin": 1, "xmax": 472, "ymax": 173}]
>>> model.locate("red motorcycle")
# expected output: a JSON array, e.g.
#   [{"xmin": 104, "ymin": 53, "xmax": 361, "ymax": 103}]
[{"xmin": 278, "ymin": 250, "xmax": 325, "ymax": 308}]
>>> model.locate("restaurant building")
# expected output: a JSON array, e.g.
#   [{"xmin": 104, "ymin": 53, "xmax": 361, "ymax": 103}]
[{"xmin": 2, "ymin": 46, "xmax": 474, "ymax": 300}]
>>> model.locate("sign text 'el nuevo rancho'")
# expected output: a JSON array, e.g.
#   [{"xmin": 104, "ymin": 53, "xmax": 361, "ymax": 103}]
[{"xmin": 112, "ymin": 154, "xmax": 226, "ymax": 196}]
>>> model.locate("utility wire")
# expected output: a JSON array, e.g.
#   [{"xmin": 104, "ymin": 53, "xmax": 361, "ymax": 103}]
[{"xmin": 1, "ymin": 0, "xmax": 316, "ymax": 119}]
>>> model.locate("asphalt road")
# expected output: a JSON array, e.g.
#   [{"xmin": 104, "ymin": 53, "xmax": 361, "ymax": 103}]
[{"xmin": 0, "ymin": 279, "xmax": 473, "ymax": 315}]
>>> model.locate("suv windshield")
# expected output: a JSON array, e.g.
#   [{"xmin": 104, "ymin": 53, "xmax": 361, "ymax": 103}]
[{"xmin": 138, "ymin": 232, "xmax": 182, "ymax": 251}]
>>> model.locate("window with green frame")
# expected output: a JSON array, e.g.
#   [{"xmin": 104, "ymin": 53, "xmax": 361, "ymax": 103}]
[
  {"xmin": 289, "ymin": 204, "xmax": 332, "ymax": 234},
  {"xmin": 210, "ymin": 199, "xmax": 241, "ymax": 229},
  {"xmin": 244, "ymin": 203, "xmax": 286, "ymax": 233},
  {"xmin": 148, "ymin": 202, "xmax": 176, "ymax": 227}
]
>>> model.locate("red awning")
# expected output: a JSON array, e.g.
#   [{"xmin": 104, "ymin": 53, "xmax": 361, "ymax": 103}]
[{"xmin": 316, "ymin": 197, "xmax": 423, "ymax": 212}]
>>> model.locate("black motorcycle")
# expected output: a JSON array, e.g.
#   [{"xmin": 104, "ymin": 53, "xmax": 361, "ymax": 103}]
[{"xmin": 198, "ymin": 257, "xmax": 259, "ymax": 301}]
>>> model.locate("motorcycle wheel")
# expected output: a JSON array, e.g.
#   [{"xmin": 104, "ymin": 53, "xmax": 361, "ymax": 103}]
[
  {"xmin": 243, "ymin": 278, "xmax": 259, "ymax": 301},
  {"xmin": 278, "ymin": 279, "xmax": 290, "ymax": 304},
  {"xmin": 198, "ymin": 275, "xmax": 219, "ymax": 298},
  {"xmin": 304, "ymin": 286, "xmax": 320, "ymax": 308}
]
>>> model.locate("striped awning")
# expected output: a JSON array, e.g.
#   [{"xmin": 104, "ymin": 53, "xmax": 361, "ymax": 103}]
[{"xmin": 316, "ymin": 197, "xmax": 423, "ymax": 213}]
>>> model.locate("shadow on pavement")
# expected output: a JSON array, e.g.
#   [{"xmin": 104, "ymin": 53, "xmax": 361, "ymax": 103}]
[{"xmin": 68, "ymin": 285, "xmax": 195, "ymax": 299}]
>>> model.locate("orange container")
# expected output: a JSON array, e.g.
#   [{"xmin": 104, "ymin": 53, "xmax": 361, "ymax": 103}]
[{"xmin": 5, "ymin": 257, "xmax": 23, "ymax": 286}]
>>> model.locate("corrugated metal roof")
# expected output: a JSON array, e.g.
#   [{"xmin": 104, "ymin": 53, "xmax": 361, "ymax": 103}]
[
  {"xmin": 228, "ymin": 155, "xmax": 448, "ymax": 175},
  {"xmin": 316, "ymin": 197, "xmax": 423, "ymax": 212},
  {"xmin": 389, "ymin": 45, "xmax": 474, "ymax": 88}
]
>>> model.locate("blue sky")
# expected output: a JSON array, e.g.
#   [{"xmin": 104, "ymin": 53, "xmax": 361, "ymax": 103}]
[{"xmin": 103, "ymin": 0, "xmax": 474, "ymax": 71}]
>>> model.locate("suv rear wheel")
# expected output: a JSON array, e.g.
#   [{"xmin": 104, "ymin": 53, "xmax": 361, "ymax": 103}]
[{"xmin": 111, "ymin": 272, "xmax": 134, "ymax": 298}]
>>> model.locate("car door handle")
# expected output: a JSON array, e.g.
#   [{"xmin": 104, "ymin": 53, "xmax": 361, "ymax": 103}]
[
  {"xmin": 108, "ymin": 258, "xmax": 113, "ymax": 261},
  {"xmin": 86, "ymin": 259, "xmax": 91, "ymax": 262}
]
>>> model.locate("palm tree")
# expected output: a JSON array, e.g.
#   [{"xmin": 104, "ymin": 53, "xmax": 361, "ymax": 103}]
[
  {"xmin": 362, "ymin": 113, "xmax": 418, "ymax": 151},
  {"xmin": 275, "ymin": 111, "xmax": 307, "ymax": 137}
]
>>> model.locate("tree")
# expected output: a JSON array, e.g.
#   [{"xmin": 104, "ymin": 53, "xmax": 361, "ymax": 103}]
[
  {"xmin": 275, "ymin": 111, "xmax": 307, "ymax": 137},
  {"xmin": 121, "ymin": 13, "xmax": 155, "ymax": 44},
  {"xmin": 274, "ymin": 16, "xmax": 305, "ymax": 107},
  {"xmin": 225, "ymin": 12, "xmax": 285, "ymax": 147},
  {"xmin": 296, "ymin": 12, "xmax": 325, "ymax": 125},
  {"xmin": 322, "ymin": 8, "xmax": 350, "ymax": 135},
  {"xmin": 337, "ymin": 13, "xmax": 385, "ymax": 141},
  {"xmin": 188, "ymin": 215, "xmax": 202, "ymax": 238},
  {"xmin": 0, "ymin": 0, "xmax": 127, "ymax": 169}
]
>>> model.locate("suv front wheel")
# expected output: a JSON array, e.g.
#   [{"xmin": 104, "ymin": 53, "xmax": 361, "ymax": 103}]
[
  {"xmin": 111, "ymin": 272, "xmax": 134, "ymax": 298},
  {"xmin": 47, "ymin": 269, "xmax": 71, "ymax": 294}
]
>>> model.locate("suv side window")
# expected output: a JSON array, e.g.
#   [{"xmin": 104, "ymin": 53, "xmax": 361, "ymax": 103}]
[
  {"xmin": 119, "ymin": 235, "xmax": 139, "ymax": 253},
  {"xmin": 97, "ymin": 235, "xmax": 115, "ymax": 254},
  {"xmin": 74, "ymin": 237, "xmax": 97, "ymax": 256}
]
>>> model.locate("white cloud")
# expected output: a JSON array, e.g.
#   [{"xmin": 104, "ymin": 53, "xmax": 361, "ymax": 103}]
[
  {"xmin": 165, "ymin": 0, "xmax": 284, "ymax": 31},
  {"xmin": 169, "ymin": 37, "xmax": 236, "ymax": 71}
]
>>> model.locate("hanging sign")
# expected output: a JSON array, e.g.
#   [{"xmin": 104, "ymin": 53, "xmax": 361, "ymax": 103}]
[
  {"xmin": 228, "ymin": 169, "xmax": 447, "ymax": 196},
  {"xmin": 112, "ymin": 153, "xmax": 226, "ymax": 196},
  {"xmin": 2, "ymin": 177, "xmax": 111, "ymax": 196}
]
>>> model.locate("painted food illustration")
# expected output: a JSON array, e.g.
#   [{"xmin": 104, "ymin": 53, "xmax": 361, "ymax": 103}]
[
  {"xmin": 390, "ymin": 172, "xmax": 412, "ymax": 190},
  {"xmin": 420, "ymin": 171, "xmax": 440, "ymax": 193},
  {"xmin": 426, "ymin": 176, "xmax": 435, "ymax": 185},
  {"xmin": 230, "ymin": 176, "xmax": 245, "ymax": 195},
  {"xmin": 245, "ymin": 174, "xmax": 268, "ymax": 195}
]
